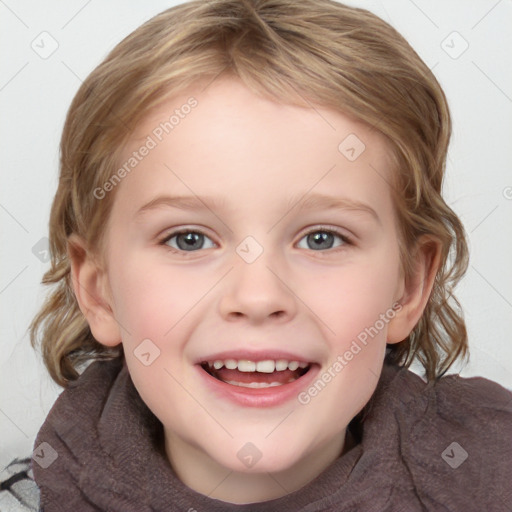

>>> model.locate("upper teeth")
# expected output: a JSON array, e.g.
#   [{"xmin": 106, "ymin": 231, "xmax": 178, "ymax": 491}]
[{"xmin": 206, "ymin": 359, "xmax": 309, "ymax": 373}]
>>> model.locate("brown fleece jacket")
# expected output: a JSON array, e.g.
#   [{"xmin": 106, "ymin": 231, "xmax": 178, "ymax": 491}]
[{"xmin": 33, "ymin": 358, "xmax": 512, "ymax": 511}]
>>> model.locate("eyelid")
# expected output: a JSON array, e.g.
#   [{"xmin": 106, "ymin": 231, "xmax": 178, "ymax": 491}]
[
  {"xmin": 297, "ymin": 225, "xmax": 354, "ymax": 246},
  {"xmin": 159, "ymin": 227, "xmax": 217, "ymax": 252},
  {"xmin": 158, "ymin": 225, "xmax": 354, "ymax": 254}
]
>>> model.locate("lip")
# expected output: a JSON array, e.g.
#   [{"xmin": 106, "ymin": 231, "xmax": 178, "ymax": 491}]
[
  {"xmin": 195, "ymin": 350, "xmax": 315, "ymax": 364},
  {"xmin": 196, "ymin": 362, "xmax": 320, "ymax": 408}
]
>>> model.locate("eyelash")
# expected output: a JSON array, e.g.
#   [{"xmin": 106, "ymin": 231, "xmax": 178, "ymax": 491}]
[
  {"xmin": 295, "ymin": 226, "xmax": 353, "ymax": 255},
  {"xmin": 159, "ymin": 226, "xmax": 353, "ymax": 254}
]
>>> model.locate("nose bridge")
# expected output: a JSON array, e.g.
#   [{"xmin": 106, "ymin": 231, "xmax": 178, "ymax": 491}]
[{"xmin": 218, "ymin": 239, "xmax": 297, "ymax": 322}]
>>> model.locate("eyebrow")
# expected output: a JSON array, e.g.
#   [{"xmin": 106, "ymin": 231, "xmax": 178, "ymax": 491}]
[
  {"xmin": 134, "ymin": 195, "xmax": 225, "ymax": 218},
  {"xmin": 134, "ymin": 193, "xmax": 380, "ymax": 224},
  {"xmin": 291, "ymin": 193, "xmax": 380, "ymax": 223}
]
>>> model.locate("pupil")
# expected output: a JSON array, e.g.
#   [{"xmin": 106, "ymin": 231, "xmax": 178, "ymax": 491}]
[
  {"xmin": 308, "ymin": 232, "xmax": 333, "ymax": 250},
  {"xmin": 177, "ymin": 232, "xmax": 203, "ymax": 251}
]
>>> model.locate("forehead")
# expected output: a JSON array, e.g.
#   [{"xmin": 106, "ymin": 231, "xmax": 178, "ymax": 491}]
[{"xmin": 110, "ymin": 77, "xmax": 396, "ymax": 224}]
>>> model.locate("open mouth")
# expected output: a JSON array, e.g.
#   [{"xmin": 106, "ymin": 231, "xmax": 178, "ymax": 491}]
[{"xmin": 200, "ymin": 359, "xmax": 312, "ymax": 389}]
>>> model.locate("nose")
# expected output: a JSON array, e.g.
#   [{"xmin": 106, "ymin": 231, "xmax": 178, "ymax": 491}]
[{"xmin": 218, "ymin": 252, "xmax": 298, "ymax": 325}]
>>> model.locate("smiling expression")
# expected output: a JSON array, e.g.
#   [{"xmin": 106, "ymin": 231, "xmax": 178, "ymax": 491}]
[{"xmin": 77, "ymin": 75, "xmax": 420, "ymax": 501}]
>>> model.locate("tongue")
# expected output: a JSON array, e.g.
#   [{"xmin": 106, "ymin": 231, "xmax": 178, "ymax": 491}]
[{"xmin": 213, "ymin": 367, "xmax": 302, "ymax": 384}]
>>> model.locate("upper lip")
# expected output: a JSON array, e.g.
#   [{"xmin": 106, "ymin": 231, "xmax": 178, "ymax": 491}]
[{"xmin": 196, "ymin": 350, "xmax": 317, "ymax": 365}]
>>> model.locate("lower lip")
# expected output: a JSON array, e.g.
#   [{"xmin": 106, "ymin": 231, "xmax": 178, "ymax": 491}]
[{"xmin": 196, "ymin": 364, "xmax": 320, "ymax": 408}]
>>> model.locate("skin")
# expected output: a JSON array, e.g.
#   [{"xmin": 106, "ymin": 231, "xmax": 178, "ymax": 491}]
[{"xmin": 69, "ymin": 76, "xmax": 439, "ymax": 504}]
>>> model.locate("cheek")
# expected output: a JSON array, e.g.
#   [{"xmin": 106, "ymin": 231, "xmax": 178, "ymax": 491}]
[
  {"xmin": 107, "ymin": 253, "xmax": 194, "ymax": 343},
  {"xmin": 296, "ymin": 257, "xmax": 400, "ymax": 429},
  {"xmin": 300, "ymin": 251, "xmax": 401, "ymax": 343},
  {"xmin": 108, "ymin": 254, "xmax": 201, "ymax": 416}
]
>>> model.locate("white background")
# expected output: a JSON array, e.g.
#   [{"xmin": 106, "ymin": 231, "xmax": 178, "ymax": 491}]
[{"xmin": 1, "ymin": 0, "xmax": 511, "ymax": 470}]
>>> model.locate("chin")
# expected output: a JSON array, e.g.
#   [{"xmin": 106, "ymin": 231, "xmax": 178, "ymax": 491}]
[{"xmin": 212, "ymin": 440, "xmax": 308, "ymax": 474}]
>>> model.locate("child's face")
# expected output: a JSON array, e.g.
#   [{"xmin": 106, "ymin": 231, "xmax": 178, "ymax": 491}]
[{"xmin": 97, "ymin": 76, "xmax": 411, "ymax": 496}]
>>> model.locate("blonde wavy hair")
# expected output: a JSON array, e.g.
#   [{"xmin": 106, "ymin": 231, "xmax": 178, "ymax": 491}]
[{"xmin": 30, "ymin": 0, "xmax": 469, "ymax": 387}]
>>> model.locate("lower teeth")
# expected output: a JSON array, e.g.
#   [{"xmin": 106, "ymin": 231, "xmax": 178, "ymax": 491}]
[{"xmin": 223, "ymin": 379, "xmax": 295, "ymax": 388}]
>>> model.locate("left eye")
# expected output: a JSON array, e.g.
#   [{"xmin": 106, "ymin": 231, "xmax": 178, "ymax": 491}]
[
  {"xmin": 296, "ymin": 229, "xmax": 348, "ymax": 251},
  {"xmin": 162, "ymin": 231, "xmax": 215, "ymax": 252}
]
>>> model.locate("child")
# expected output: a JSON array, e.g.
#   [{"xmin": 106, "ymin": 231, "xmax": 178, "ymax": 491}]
[{"xmin": 30, "ymin": 0, "xmax": 512, "ymax": 510}]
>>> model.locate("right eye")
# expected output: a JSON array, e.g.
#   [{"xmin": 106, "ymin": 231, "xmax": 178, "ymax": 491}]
[{"xmin": 160, "ymin": 230, "xmax": 216, "ymax": 252}]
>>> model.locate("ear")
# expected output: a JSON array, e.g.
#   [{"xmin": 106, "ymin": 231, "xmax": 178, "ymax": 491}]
[
  {"xmin": 67, "ymin": 234, "xmax": 121, "ymax": 347},
  {"xmin": 387, "ymin": 236, "xmax": 442, "ymax": 344}
]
